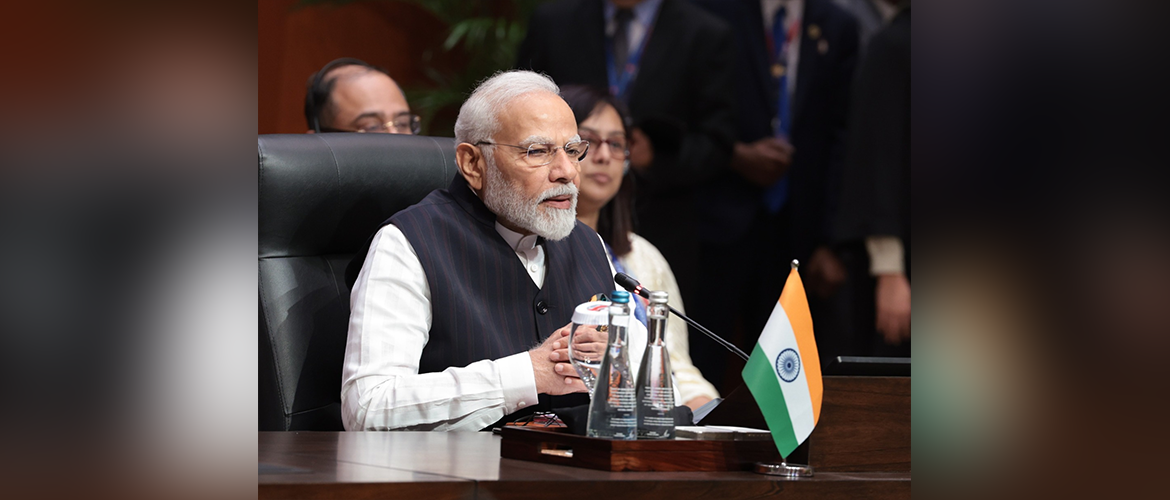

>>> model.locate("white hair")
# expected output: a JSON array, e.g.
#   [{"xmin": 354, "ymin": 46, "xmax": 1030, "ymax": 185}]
[
  {"xmin": 454, "ymin": 70, "xmax": 561, "ymax": 147},
  {"xmin": 455, "ymin": 70, "xmax": 575, "ymax": 239}
]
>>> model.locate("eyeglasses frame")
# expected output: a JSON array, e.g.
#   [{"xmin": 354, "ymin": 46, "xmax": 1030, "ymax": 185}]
[{"xmin": 474, "ymin": 139, "xmax": 591, "ymax": 166}]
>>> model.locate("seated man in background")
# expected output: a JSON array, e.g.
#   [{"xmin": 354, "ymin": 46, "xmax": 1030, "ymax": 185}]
[
  {"xmin": 342, "ymin": 70, "xmax": 646, "ymax": 431},
  {"xmin": 303, "ymin": 57, "xmax": 421, "ymax": 134}
]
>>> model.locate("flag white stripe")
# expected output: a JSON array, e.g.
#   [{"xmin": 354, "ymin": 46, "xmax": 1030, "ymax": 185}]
[{"xmin": 756, "ymin": 302, "xmax": 815, "ymax": 442}]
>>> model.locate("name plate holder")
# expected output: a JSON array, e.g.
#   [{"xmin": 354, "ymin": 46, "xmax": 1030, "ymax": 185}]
[{"xmin": 499, "ymin": 426, "xmax": 780, "ymax": 472}]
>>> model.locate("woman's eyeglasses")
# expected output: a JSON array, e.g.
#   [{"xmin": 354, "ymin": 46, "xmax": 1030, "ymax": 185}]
[{"xmin": 579, "ymin": 134, "xmax": 627, "ymax": 159}]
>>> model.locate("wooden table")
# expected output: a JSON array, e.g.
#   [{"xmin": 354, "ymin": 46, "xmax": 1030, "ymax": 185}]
[{"xmin": 259, "ymin": 430, "xmax": 909, "ymax": 499}]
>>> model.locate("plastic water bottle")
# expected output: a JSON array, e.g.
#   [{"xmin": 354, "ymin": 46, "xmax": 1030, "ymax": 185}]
[
  {"xmin": 586, "ymin": 290, "xmax": 636, "ymax": 440},
  {"xmin": 636, "ymin": 290, "xmax": 676, "ymax": 439}
]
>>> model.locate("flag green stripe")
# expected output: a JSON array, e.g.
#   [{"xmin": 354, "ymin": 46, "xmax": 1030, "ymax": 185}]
[{"xmin": 742, "ymin": 344, "xmax": 800, "ymax": 457}]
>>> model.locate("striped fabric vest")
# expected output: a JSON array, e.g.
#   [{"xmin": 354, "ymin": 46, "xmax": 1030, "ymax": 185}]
[{"xmin": 389, "ymin": 175, "xmax": 615, "ymax": 423}]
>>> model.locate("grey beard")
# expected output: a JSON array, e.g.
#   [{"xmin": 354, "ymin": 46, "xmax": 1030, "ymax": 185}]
[{"xmin": 481, "ymin": 159, "xmax": 578, "ymax": 241}]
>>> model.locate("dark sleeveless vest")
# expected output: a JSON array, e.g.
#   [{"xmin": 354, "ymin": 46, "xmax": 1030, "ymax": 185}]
[{"xmin": 386, "ymin": 175, "xmax": 614, "ymax": 425}]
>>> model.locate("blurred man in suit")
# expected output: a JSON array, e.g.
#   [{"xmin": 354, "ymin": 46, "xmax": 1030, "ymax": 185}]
[
  {"xmin": 517, "ymin": 0, "xmax": 736, "ymax": 317},
  {"xmin": 303, "ymin": 57, "xmax": 420, "ymax": 134},
  {"xmin": 691, "ymin": 0, "xmax": 859, "ymax": 388},
  {"xmin": 832, "ymin": 0, "xmax": 900, "ymax": 51},
  {"xmin": 835, "ymin": 2, "xmax": 910, "ymax": 358}
]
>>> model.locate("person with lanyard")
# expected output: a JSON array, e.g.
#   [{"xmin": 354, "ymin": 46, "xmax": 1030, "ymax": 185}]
[
  {"xmin": 761, "ymin": 0, "xmax": 802, "ymax": 214},
  {"xmin": 604, "ymin": 0, "xmax": 658, "ymax": 103},
  {"xmin": 562, "ymin": 84, "xmax": 720, "ymax": 411},
  {"xmin": 516, "ymin": 1, "xmax": 737, "ymax": 352},
  {"xmin": 685, "ymin": 0, "xmax": 859, "ymax": 388}
]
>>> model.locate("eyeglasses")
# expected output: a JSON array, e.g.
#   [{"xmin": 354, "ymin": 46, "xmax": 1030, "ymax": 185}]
[
  {"xmin": 321, "ymin": 113, "xmax": 422, "ymax": 135},
  {"xmin": 578, "ymin": 133, "xmax": 627, "ymax": 159},
  {"xmin": 505, "ymin": 411, "xmax": 566, "ymax": 428},
  {"xmin": 475, "ymin": 139, "xmax": 590, "ymax": 167}
]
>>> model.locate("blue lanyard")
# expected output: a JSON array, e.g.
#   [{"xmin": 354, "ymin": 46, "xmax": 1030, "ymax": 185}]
[
  {"xmin": 763, "ymin": 7, "xmax": 794, "ymax": 213},
  {"xmin": 604, "ymin": 242, "xmax": 648, "ymax": 326},
  {"xmin": 605, "ymin": 18, "xmax": 656, "ymax": 102},
  {"xmin": 771, "ymin": 7, "xmax": 793, "ymax": 136}
]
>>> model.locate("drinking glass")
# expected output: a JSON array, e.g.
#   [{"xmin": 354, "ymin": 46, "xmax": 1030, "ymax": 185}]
[{"xmin": 569, "ymin": 301, "xmax": 611, "ymax": 395}]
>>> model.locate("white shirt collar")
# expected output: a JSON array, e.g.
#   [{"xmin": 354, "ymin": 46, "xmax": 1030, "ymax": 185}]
[
  {"xmin": 763, "ymin": 0, "xmax": 804, "ymax": 31},
  {"xmin": 495, "ymin": 222, "xmax": 541, "ymax": 254}
]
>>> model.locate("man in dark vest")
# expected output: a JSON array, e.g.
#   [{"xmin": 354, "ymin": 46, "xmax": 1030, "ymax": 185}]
[{"xmin": 342, "ymin": 70, "xmax": 646, "ymax": 431}]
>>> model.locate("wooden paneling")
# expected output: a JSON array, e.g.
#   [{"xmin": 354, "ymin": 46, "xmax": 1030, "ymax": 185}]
[{"xmin": 809, "ymin": 376, "xmax": 911, "ymax": 471}]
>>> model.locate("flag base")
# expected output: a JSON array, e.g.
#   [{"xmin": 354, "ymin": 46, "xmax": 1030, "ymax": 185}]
[{"xmin": 753, "ymin": 461, "xmax": 814, "ymax": 477}]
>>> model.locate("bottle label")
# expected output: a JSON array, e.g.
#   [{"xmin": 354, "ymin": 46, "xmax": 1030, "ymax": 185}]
[
  {"xmin": 609, "ymin": 416, "xmax": 637, "ymax": 428},
  {"xmin": 640, "ymin": 416, "xmax": 674, "ymax": 427},
  {"xmin": 639, "ymin": 387, "xmax": 675, "ymax": 410},
  {"xmin": 607, "ymin": 386, "xmax": 636, "ymax": 410}
]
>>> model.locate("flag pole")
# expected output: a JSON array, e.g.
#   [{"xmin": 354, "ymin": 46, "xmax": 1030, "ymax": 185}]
[{"xmin": 753, "ymin": 258, "xmax": 814, "ymax": 477}]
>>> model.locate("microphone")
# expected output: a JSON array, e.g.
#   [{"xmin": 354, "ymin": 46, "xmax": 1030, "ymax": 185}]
[{"xmin": 614, "ymin": 273, "xmax": 749, "ymax": 361}]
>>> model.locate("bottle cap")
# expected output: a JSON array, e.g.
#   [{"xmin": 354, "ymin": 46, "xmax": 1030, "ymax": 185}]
[
  {"xmin": 610, "ymin": 290, "xmax": 630, "ymax": 304},
  {"xmin": 571, "ymin": 301, "xmax": 611, "ymax": 325},
  {"xmin": 649, "ymin": 290, "xmax": 668, "ymax": 304}
]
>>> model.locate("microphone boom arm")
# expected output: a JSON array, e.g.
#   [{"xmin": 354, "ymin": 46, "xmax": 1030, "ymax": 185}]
[
  {"xmin": 666, "ymin": 304, "xmax": 750, "ymax": 361},
  {"xmin": 615, "ymin": 272, "xmax": 750, "ymax": 362}
]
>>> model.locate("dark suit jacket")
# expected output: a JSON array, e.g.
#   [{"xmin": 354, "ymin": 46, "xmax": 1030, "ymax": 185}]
[
  {"xmin": 835, "ymin": 6, "xmax": 910, "ymax": 259},
  {"xmin": 693, "ymin": 0, "xmax": 859, "ymax": 259},
  {"xmin": 517, "ymin": 0, "xmax": 737, "ymax": 299}
]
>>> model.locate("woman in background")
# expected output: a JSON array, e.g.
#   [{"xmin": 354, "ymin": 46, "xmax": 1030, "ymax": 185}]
[{"xmin": 562, "ymin": 85, "xmax": 719, "ymax": 411}]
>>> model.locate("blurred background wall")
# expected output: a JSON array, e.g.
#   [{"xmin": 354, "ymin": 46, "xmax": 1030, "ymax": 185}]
[{"xmin": 259, "ymin": 0, "xmax": 538, "ymax": 136}]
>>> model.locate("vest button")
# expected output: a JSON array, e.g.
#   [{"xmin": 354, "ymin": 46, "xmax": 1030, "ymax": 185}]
[{"xmin": 535, "ymin": 300, "xmax": 549, "ymax": 315}]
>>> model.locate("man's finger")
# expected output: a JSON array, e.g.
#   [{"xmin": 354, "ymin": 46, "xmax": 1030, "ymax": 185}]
[
  {"xmin": 563, "ymin": 377, "xmax": 587, "ymax": 393},
  {"xmin": 760, "ymin": 149, "xmax": 788, "ymax": 165},
  {"xmin": 878, "ymin": 313, "xmax": 906, "ymax": 345},
  {"xmin": 553, "ymin": 361, "xmax": 579, "ymax": 374},
  {"xmin": 877, "ymin": 313, "xmax": 893, "ymax": 339},
  {"xmin": 880, "ymin": 323, "xmax": 899, "ymax": 344}
]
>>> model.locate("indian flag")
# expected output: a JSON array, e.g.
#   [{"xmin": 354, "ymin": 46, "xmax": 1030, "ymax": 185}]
[{"xmin": 742, "ymin": 264, "xmax": 823, "ymax": 458}]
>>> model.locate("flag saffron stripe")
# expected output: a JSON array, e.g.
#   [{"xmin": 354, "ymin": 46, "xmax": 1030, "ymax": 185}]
[{"xmin": 743, "ymin": 344, "xmax": 800, "ymax": 457}]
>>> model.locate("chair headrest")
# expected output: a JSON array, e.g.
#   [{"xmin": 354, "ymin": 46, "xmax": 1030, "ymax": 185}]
[{"xmin": 258, "ymin": 133, "xmax": 457, "ymax": 258}]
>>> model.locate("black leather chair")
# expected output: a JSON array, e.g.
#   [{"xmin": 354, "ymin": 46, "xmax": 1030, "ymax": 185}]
[{"xmin": 259, "ymin": 133, "xmax": 457, "ymax": 430}]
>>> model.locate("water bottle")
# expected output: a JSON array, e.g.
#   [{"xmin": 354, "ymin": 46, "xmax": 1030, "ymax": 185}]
[
  {"xmin": 585, "ymin": 290, "xmax": 636, "ymax": 440},
  {"xmin": 636, "ymin": 290, "xmax": 676, "ymax": 439}
]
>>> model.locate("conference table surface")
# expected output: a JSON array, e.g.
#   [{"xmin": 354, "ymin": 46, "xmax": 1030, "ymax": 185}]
[{"xmin": 259, "ymin": 431, "xmax": 910, "ymax": 500}]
